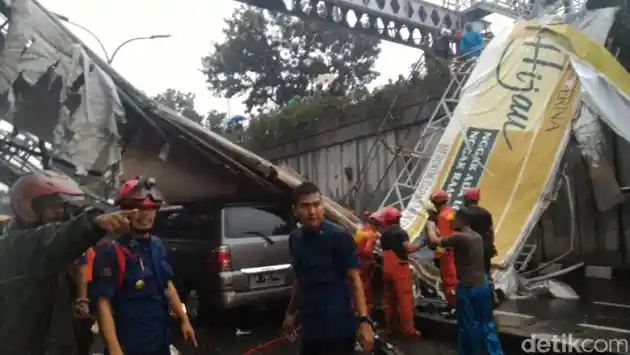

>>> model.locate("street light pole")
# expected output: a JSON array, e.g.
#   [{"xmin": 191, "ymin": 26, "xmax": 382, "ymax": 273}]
[
  {"xmin": 53, "ymin": 12, "xmax": 110, "ymax": 62},
  {"xmin": 52, "ymin": 12, "xmax": 170, "ymax": 64},
  {"xmin": 109, "ymin": 34, "xmax": 171, "ymax": 64}
]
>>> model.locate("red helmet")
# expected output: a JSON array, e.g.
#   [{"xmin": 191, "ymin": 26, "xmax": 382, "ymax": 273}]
[
  {"xmin": 10, "ymin": 170, "xmax": 85, "ymax": 224},
  {"xmin": 381, "ymin": 206, "xmax": 401, "ymax": 224},
  {"xmin": 430, "ymin": 189, "xmax": 450, "ymax": 203},
  {"xmin": 115, "ymin": 176, "xmax": 164, "ymax": 208},
  {"xmin": 463, "ymin": 187, "xmax": 481, "ymax": 202},
  {"xmin": 369, "ymin": 211, "xmax": 384, "ymax": 224}
]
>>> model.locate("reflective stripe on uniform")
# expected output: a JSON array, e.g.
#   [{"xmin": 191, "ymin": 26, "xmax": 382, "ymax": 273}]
[{"xmin": 86, "ymin": 248, "xmax": 95, "ymax": 282}]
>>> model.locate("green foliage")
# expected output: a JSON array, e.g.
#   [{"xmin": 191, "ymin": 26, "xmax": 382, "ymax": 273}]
[
  {"xmin": 152, "ymin": 89, "xmax": 227, "ymax": 134},
  {"xmin": 205, "ymin": 110, "xmax": 228, "ymax": 133},
  {"xmin": 232, "ymin": 71, "xmax": 449, "ymax": 150},
  {"xmin": 153, "ymin": 89, "xmax": 204, "ymax": 124},
  {"xmin": 201, "ymin": 5, "xmax": 381, "ymax": 112}
]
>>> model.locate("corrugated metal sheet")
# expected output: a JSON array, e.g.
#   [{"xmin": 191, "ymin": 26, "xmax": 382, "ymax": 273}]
[{"xmin": 273, "ymin": 121, "xmax": 435, "ymax": 212}]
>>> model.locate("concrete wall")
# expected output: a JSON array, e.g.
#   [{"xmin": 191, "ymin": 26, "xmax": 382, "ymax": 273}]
[{"xmin": 258, "ymin": 100, "xmax": 440, "ymax": 212}]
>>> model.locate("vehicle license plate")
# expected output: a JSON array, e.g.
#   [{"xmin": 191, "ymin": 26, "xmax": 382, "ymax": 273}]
[{"xmin": 250, "ymin": 272, "xmax": 285, "ymax": 288}]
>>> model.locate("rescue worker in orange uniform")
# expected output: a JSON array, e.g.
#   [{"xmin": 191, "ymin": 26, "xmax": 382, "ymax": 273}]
[
  {"xmin": 353, "ymin": 212, "xmax": 381, "ymax": 316},
  {"xmin": 379, "ymin": 206, "xmax": 423, "ymax": 337},
  {"xmin": 430, "ymin": 190, "xmax": 457, "ymax": 316}
]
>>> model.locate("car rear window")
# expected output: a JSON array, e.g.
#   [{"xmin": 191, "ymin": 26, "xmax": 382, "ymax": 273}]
[
  {"xmin": 154, "ymin": 208, "xmax": 218, "ymax": 240},
  {"xmin": 223, "ymin": 205, "xmax": 292, "ymax": 238}
]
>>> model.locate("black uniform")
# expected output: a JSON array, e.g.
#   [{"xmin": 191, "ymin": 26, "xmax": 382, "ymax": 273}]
[
  {"xmin": 380, "ymin": 226, "xmax": 410, "ymax": 260},
  {"xmin": 0, "ymin": 209, "xmax": 105, "ymax": 355},
  {"xmin": 467, "ymin": 205, "xmax": 495, "ymax": 275}
]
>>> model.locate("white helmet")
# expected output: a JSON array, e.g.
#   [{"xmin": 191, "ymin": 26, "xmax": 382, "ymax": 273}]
[{"xmin": 440, "ymin": 28, "xmax": 452, "ymax": 36}]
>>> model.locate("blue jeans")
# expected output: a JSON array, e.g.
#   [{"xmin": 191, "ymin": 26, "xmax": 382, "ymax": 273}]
[{"xmin": 455, "ymin": 279, "xmax": 504, "ymax": 355}]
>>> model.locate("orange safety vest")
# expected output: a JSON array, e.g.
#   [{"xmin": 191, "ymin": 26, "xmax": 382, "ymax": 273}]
[
  {"xmin": 434, "ymin": 205, "xmax": 455, "ymax": 258},
  {"xmin": 437, "ymin": 206, "xmax": 455, "ymax": 237},
  {"xmin": 85, "ymin": 248, "xmax": 95, "ymax": 282},
  {"xmin": 354, "ymin": 224, "xmax": 374, "ymax": 244},
  {"xmin": 354, "ymin": 225, "xmax": 377, "ymax": 262}
]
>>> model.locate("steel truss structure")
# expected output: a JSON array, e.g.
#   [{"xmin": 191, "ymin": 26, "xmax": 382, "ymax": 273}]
[
  {"xmin": 375, "ymin": 0, "xmax": 589, "ymax": 212},
  {"xmin": 0, "ymin": 128, "xmax": 44, "ymax": 186},
  {"xmin": 238, "ymin": 0, "xmax": 587, "ymax": 55},
  {"xmin": 378, "ymin": 58, "xmax": 476, "ymax": 210},
  {"xmin": 237, "ymin": 0, "xmax": 490, "ymax": 50}
]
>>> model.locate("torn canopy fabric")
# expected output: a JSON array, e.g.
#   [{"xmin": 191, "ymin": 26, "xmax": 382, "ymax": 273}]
[
  {"xmin": 0, "ymin": 0, "xmax": 124, "ymax": 174},
  {"xmin": 538, "ymin": 23, "xmax": 630, "ymax": 154}
]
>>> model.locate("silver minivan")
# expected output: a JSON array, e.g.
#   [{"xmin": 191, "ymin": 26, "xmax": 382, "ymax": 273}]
[
  {"xmin": 157, "ymin": 202, "xmax": 295, "ymax": 313},
  {"xmin": 215, "ymin": 203, "xmax": 294, "ymax": 308}
]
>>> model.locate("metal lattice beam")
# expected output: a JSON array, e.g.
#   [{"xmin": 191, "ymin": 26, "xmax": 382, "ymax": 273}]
[
  {"xmin": 236, "ymin": 0, "xmax": 490, "ymax": 50},
  {"xmin": 379, "ymin": 59, "xmax": 476, "ymax": 210},
  {"xmin": 442, "ymin": 0, "xmax": 588, "ymax": 22}
]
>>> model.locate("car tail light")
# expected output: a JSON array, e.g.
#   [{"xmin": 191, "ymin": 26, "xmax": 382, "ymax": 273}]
[{"xmin": 212, "ymin": 245, "xmax": 231, "ymax": 272}]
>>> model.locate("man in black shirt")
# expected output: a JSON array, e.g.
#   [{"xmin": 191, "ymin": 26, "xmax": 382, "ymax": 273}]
[
  {"xmin": 463, "ymin": 187, "xmax": 500, "ymax": 306},
  {"xmin": 379, "ymin": 206, "xmax": 423, "ymax": 338},
  {"xmin": 463, "ymin": 188, "xmax": 496, "ymax": 277}
]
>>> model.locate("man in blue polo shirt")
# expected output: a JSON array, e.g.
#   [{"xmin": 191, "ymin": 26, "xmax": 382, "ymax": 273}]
[{"xmin": 283, "ymin": 182, "xmax": 374, "ymax": 354}]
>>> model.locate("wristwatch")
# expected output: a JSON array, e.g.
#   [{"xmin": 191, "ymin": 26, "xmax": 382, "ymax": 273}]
[{"xmin": 358, "ymin": 315, "xmax": 374, "ymax": 326}]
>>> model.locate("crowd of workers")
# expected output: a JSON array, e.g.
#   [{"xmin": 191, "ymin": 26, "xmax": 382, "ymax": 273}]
[
  {"xmin": 0, "ymin": 166, "xmax": 501, "ymax": 355},
  {"xmin": 324, "ymin": 186, "xmax": 504, "ymax": 354},
  {"xmin": 278, "ymin": 181, "xmax": 504, "ymax": 354}
]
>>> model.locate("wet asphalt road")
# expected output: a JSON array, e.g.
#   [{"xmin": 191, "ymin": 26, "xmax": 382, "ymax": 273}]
[
  {"xmin": 168, "ymin": 306, "xmax": 459, "ymax": 355},
  {"xmin": 88, "ymin": 304, "xmax": 460, "ymax": 355}
]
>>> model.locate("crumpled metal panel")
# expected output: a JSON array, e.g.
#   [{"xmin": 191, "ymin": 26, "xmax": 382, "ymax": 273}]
[
  {"xmin": 570, "ymin": 7, "xmax": 623, "ymax": 212},
  {"xmin": 53, "ymin": 45, "xmax": 124, "ymax": 172},
  {"xmin": 0, "ymin": 0, "xmax": 123, "ymax": 174}
]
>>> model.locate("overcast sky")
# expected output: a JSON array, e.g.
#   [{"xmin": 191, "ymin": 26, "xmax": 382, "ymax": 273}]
[{"xmin": 39, "ymin": 0, "xmax": 513, "ymax": 117}]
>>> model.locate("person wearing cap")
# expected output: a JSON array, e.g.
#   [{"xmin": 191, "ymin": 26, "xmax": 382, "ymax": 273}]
[
  {"xmin": 463, "ymin": 188, "xmax": 495, "ymax": 277},
  {"xmin": 422, "ymin": 200, "xmax": 440, "ymax": 242},
  {"xmin": 430, "ymin": 189, "xmax": 457, "ymax": 316},
  {"xmin": 425, "ymin": 208, "xmax": 504, "ymax": 355},
  {"xmin": 463, "ymin": 187, "xmax": 498, "ymax": 304},
  {"xmin": 433, "ymin": 28, "xmax": 453, "ymax": 61},
  {"xmin": 90, "ymin": 177, "xmax": 197, "ymax": 355},
  {"xmin": 353, "ymin": 212, "xmax": 381, "ymax": 316},
  {"xmin": 379, "ymin": 206, "xmax": 423, "ymax": 337}
]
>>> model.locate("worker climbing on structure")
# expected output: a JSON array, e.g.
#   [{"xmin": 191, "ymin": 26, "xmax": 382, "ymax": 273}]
[
  {"xmin": 379, "ymin": 206, "xmax": 423, "ymax": 338},
  {"xmin": 354, "ymin": 211, "xmax": 381, "ymax": 316},
  {"xmin": 459, "ymin": 23, "xmax": 484, "ymax": 59},
  {"xmin": 90, "ymin": 176, "xmax": 197, "ymax": 355},
  {"xmin": 0, "ymin": 170, "xmax": 137, "ymax": 355},
  {"xmin": 430, "ymin": 189, "xmax": 457, "ymax": 317}
]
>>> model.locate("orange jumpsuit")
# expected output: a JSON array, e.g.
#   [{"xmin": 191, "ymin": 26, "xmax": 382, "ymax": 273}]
[
  {"xmin": 381, "ymin": 227, "xmax": 418, "ymax": 336},
  {"xmin": 435, "ymin": 206, "xmax": 457, "ymax": 308},
  {"xmin": 354, "ymin": 225, "xmax": 377, "ymax": 315}
]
